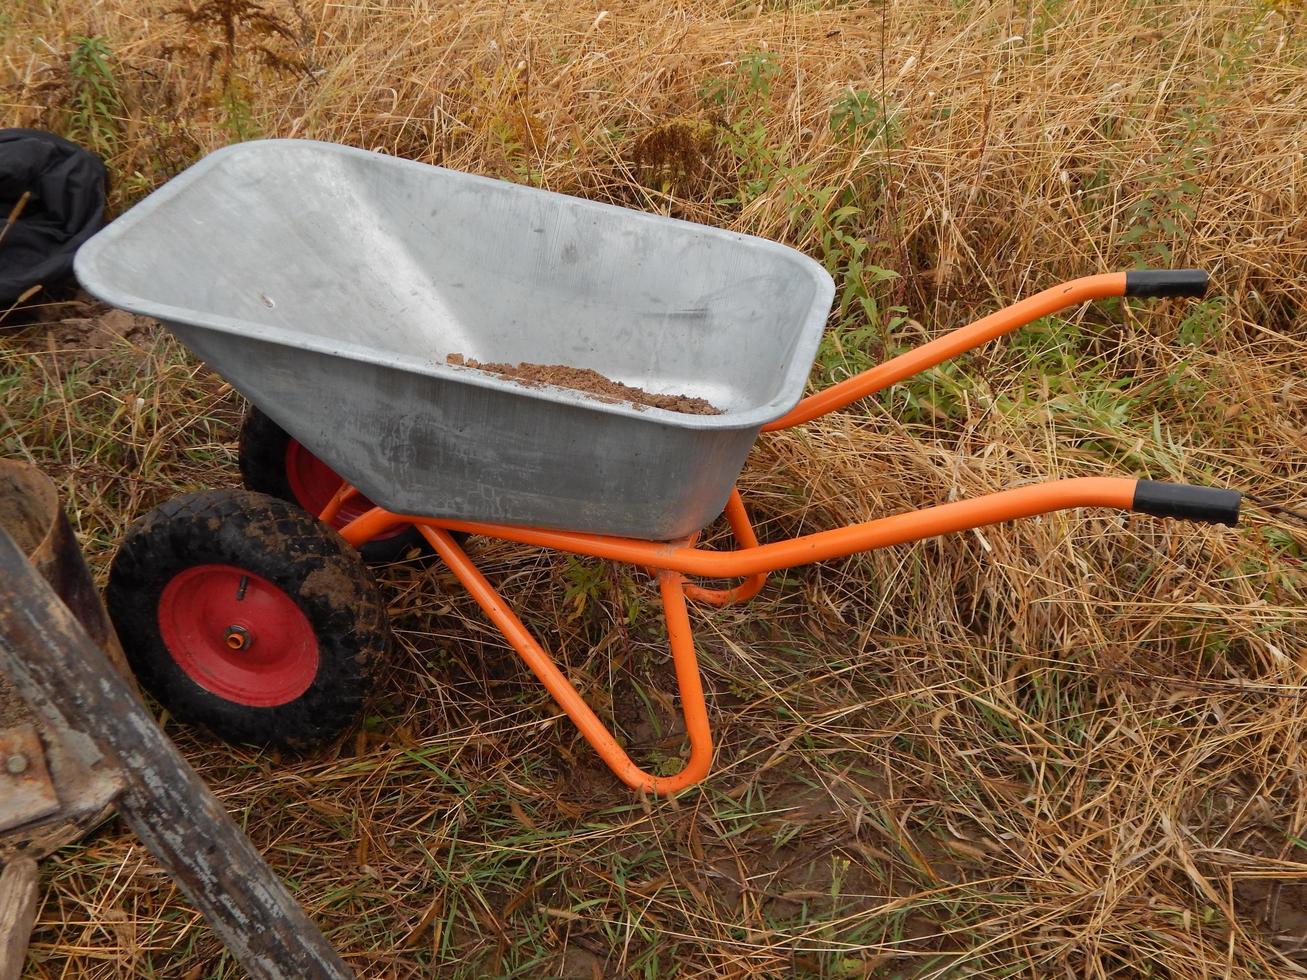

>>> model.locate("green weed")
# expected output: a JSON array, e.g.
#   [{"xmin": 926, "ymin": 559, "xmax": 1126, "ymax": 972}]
[
  {"xmin": 705, "ymin": 59, "xmax": 906, "ymax": 381},
  {"xmin": 67, "ymin": 35, "xmax": 123, "ymax": 156}
]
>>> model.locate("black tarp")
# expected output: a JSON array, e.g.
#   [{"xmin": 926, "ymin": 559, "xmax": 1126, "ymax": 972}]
[{"xmin": 0, "ymin": 129, "xmax": 107, "ymax": 304}]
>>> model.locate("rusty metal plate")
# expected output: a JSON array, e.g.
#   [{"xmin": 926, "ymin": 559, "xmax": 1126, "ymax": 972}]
[{"xmin": 0, "ymin": 725, "xmax": 59, "ymax": 833}]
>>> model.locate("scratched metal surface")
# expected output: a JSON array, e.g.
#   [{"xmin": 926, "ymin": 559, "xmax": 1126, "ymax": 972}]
[{"xmin": 76, "ymin": 140, "xmax": 834, "ymax": 538}]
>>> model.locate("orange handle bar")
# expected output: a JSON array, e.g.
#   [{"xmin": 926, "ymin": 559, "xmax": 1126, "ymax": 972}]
[
  {"xmin": 384, "ymin": 477, "xmax": 1133, "ymax": 574},
  {"xmin": 764, "ymin": 269, "xmax": 1207, "ymax": 432},
  {"xmin": 342, "ymin": 477, "xmax": 1239, "ymax": 580}
]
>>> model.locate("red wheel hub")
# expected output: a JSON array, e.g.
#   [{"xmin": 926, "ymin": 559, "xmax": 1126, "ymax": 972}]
[
  {"xmin": 284, "ymin": 440, "xmax": 405, "ymax": 541},
  {"xmin": 158, "ymin": 564, "xmax": 319, "ymax": 707}
]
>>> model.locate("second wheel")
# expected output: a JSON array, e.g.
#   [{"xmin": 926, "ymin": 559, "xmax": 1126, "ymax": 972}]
[{"xmin": 238, "ymin": 404, "xmax": 431, "ymax": 564}]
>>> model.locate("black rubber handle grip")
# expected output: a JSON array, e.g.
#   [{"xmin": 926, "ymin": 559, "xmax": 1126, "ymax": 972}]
[
  {"xmin": 1133, "ymin": 480, "xmax": 1240, "ymax": 526},
  {"xmin": 1124, "ymin": 269, "xmax": 1209, "ymax": 298}
]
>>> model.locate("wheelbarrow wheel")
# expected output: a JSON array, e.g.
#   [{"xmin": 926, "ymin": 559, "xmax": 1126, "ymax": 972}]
[
  {"xmin": 237, "ymin": 405, "xmax": 438, "ymax": 564},
  {"xmin": 105, "ymin": 489, "xmax": 390, "ymax": 752}
]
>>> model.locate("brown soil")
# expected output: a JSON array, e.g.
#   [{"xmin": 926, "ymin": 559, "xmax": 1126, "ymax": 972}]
[
  {"xmin": 1236, "ymin": 878, "xmax": 1307, "ymax": 962},
  {"xmin": 46, "ymin": 308, "xmax": 155, "ymax": 369},
  {"xmin": 446, "ymin": 353, "xmax": 721, "ymax": 415}
]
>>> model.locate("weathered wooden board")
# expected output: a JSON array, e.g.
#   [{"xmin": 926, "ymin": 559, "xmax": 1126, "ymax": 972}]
[
  {"xmin": 0, "ymin": 459, "xmax": 131, "ymax": 861},
  {"xmin": 0, "ymin": 526, "xmax": 352, "ymax": 979},
  {"xmin": 0, "ymin": 859, "xmax": 39, "ymax": 980}
]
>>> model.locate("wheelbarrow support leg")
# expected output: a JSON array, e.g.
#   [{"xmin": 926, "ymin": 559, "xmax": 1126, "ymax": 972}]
[{"xmin": 416, "ymin": 526, "xmax": 713, "ymax": 795}]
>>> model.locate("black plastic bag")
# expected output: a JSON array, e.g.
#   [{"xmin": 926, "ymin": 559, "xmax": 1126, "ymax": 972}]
[{"xmin": 0, "ymin": 129, "xmax": 107, "ymax": 305}]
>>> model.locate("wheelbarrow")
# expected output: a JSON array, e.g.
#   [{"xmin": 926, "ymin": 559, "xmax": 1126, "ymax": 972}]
[{"xmin": 74, "ymin": 140, "xmax": 1241, "ymax": 794}]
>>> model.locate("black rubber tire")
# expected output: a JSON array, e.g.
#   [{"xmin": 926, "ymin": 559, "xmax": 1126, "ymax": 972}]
[
  {"xmin": 237, "ymin": 405, "xmax": 435, "ymax": 565},
  {"xmin": 106, "ymin": 489, "xmax": 391, "ymax": 752}
]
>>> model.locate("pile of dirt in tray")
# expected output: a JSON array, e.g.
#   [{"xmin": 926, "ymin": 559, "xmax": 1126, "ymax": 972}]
[{"xmin": 445, "ymin": 353, "xmax": 722, "ymax": 415}]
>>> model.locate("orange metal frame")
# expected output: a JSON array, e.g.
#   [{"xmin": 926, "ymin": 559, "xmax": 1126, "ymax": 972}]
[{"xmin": 328, "ymin": 273, "xmax": 1138, "ymax": 794}]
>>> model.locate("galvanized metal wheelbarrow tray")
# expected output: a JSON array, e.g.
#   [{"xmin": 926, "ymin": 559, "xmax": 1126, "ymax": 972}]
[
  {"xmin": 76, "ymin": 139, "xmax": 835, "ymax": 540},
  {"xmin": 76, "ymin": 140, "xmax": 1242, "ymax": 794}
]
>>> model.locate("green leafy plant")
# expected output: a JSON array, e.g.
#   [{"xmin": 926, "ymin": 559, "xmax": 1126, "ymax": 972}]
[
  {"xmin": 1119, "ymin": 99, "xmax": 1217, "ymax": 266},
  {"xmin": 561, "ymin": 556, "xmax": 607, "ymax": 621},
  {"xmin": 217, "ymin": 81, "xmax": 257, "ymax": 141},
  {"xmin": 814, "ymin": 219, "xmax": 907, "ymax": 380},
  {"xmin": 67, "ymin": 35, "xmax": 123, "ymax": 156},
  {"xmin": 703, "ymin": 59, "xmax": 907, "ymax": 381},
  {"xmin": 561, "ymin": 557, "xmax": 643, "ymax": 625},
  {"xmin": 829, "ymin": 88, "xmax": 899, "ymax": 147},
  {"xmin": 702, "ymin": 51, "xmax": 819, "ymax": 209},
  {"xmin": 1176, "ymin": 297, "xmax": 1225, "ymax": 347}
]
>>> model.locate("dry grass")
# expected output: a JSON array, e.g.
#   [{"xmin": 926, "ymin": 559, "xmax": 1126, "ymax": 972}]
[{"xmin": 2, "ymin": 0, "xmax": 1306, "ymax": 976}]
